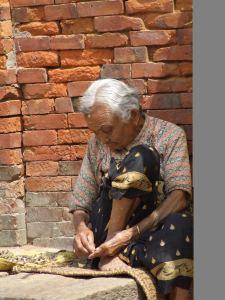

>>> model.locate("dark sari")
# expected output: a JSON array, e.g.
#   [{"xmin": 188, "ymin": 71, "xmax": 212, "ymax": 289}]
[{"xmin": 89, "ymin": 144, "xmax": 193, "ymax": 295}]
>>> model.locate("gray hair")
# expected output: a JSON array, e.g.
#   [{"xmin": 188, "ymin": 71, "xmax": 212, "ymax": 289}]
[{"xmin": 77, "ymin": 79, "xmax": 141, "ymax": 122}]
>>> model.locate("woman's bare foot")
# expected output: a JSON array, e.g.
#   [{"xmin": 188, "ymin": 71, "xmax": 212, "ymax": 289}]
[{"xmin": 99, "ymin": 255, "xmax": 131, "ymax": 271}]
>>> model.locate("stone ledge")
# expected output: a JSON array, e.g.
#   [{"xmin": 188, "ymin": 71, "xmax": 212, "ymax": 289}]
[{"xmin": 0, "ymin": 246, "xmax": 165, "ymax": 300}]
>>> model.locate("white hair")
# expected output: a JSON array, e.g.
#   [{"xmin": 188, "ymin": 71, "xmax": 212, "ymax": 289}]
[{"xmin": 77, "ymin": 79, "xmax": 141, "ymax": 122}]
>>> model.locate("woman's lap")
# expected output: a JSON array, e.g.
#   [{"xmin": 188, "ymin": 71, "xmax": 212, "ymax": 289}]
[{"xmin": 89, "ymin": 145, "xmax": 193, "ymax": 295}]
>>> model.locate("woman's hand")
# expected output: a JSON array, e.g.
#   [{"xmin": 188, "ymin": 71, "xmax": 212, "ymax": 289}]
[
  {"xmin": 73, "ymin": 224, "xmax": 95, "ymax": 258},
  {"xmin": 88, "ymin": 229, "xmax": 133, "ymax": 258}
]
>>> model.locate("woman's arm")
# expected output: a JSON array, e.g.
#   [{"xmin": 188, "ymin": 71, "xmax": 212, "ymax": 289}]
[{"xmin": 89, "ymin": 189, "xmax": 188, "ymax": 258}]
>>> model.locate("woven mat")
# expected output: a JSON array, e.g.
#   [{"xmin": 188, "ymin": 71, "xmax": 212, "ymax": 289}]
[
  {"xmin": 14, "ymin": 265, "xmax": 158, "ymax": 300},
  {"xmin": 0, "ymin": 249, "xmax": 159, "ymax": 300}
]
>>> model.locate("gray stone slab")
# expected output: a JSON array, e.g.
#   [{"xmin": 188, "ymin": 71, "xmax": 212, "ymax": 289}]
[{"xmin": 0, "ymin": 273, "xmax": 145, "ymax": 300}]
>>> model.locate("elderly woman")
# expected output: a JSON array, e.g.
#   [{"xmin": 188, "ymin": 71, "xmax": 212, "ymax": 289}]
[{"xmin": 69, "ymin": 79, "xmax": 193, "ymax": 300}]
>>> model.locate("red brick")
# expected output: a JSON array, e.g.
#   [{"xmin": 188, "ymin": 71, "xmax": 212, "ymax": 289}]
[
  {"xmin": 0, "ymin": 117, "xmax": 21, "ymax": 133},
  {"xmin": 0, "ymin": 133, "xmax": 21, "ymax": 149},
  {"xmin": 0, "ymin": 55, "xmax": 6, "ymax": 68},
  {"xmin": 60, "ymin": 49, "xmax": 113, "ymax": 67},
  {"xmin": 0, "ymin": 21, "xmax": 13, "ymax": 37},
  {"xmin": 101, "ymin": 64, "xmax": 131, "ymax": 79},
  {"xmin": 124, "ymin": 79, "xmax": 146, "ymax": 94},
  {"xmin": 12, "ymin": 7, "xmax": 45, "ymax": 23},
  {"xmin": 50, "ymin": 35, "xmax": 84, "ymax": 50},
  {"xmin": 94, "ymin": 15, "xmax": 144, "ymax": 32},
  {"xmin": 0, "ymin": 86, "xmax": 21, "ymax": 100},
  {"xmin": 67, "ymin": 81, "xmax": 92, "ymax": 97},
  {"xmin": 48, "ymin": 66, "xmax": 100, "ymax": 82},
  {"xmin": 130, "ymin": 30, "xmax": 176, "ymax": 46},
  {"xmin": 0, "ymin": 39, "xmax": 13, "ymax": 54},
  {"xmin": 0, "ymin": 100, "xmax": 21, "ymax": 117},
  {"xmin": 26, "ymin": 161, "xmax": 58, "ymax": 176},
  {"xmin": 180, "ymin": 93, "xmax": 192, "ymax": 107},
  {"xmin": 141, "ymin": 93, "xmax": 192, "ymax": 110},
  {"xmin": 16, "ymin": 21, "xmax": 60, "ymax": 36},
  {"xmin": 181, "ymin": 124, "xmax": 192, "ymax": 141},
  {"xmin": 70, "ymin": 145, "xmax": 87, "ymax": 160},
  {"xmin": 179, "ymin": 62, "xmax": 192, "ymax": 76},
  {"xmin": 147, "ymin": 77, "xmax": 192, "ymax": 93},
  {"xmin": 23, "ymin": 145, "xmax": 71, "ymax": 161},
  {"xmin": 17, "ymin": 68, "xmax": 47, "ymax": 83},
  {"xmin": 77, "ymin": 0, "xmax": 123, "ymax": 17},
  {"xmin": 23, "ymin": 130, "xmax": 57, "ymax": 146},
  {"xmin": 17, "ymin": 51, "xmax": 59, "ymax": 68},
  {"xmin": 68, "ymin": 113, "xmax": 87, "ymax": 128},
  {"xmin": 177, "ymin": 28, "xmax": 192, "ymax": 45},
  {"xmin": 55, "ymin": 97, "xmax": 73, "ymax": 113},
  {"xmin": 147, "ymin": 12, "xmax": 192, "ymax": 29},
  {"xmin": 114, "ymin": 46, "xmax": 148, "ymax": 63},
  {"xmin": 15, "ymin": 37, "xmax": 50, "ymax": 52},
  {"xmin": 23, "ymin": 83, "xmax": 67, "ymax": 99},
  {"xmin": 23, "ymin": 114, "xmax": 68, "ymax": 130},
  {"xmin": 153, "ymin": 45, "xmax": 192, "ymax": 61},
  {"xmin": 147, "ymin": 109, "xmax": 192, "ymax": 124},
  {"xmin": 11, "ymin": 0, "xmax": 54, "ymax": 7},
  {"xmin": 61, "ymin": 18, "xmax": 94, "ymax": 34},
  {"xmin": 0, "ymin": 5, "xmax": 11, "ymax": 20},
  {"xmin": 176, "ymin": 0, "xmax": 192, "ymax": 11},
  {"xmin": 58, "ymin": 129, "xmax": 91, "ymax": 144},
  {"xmin": 44, "ymin": 4, "xmax": 77, "ymax": 21},
  {"xmin": 85, "ymin": 33, "xmax": 128, "ymax": 49},
  {"xmin": 25, "ymin": 176, "xmax": 72, "ymax": 192},
  {"xmin": 0, "ymin": 69, "xmax": 17, "ymax": 84},
  {"xmin": 132, "ymin": 62, "xmax": 179, "ymax": 78},
  {"xmin": 0, "ymin": 149, "xmax": 22, "ymax": 165},
  {"xmin": 22, "ymin": 99, "xmax": 55, "ymax": 115},
  {"xmin": 126, "ymin": 0, "xmax": 173, "ymax": 14}
]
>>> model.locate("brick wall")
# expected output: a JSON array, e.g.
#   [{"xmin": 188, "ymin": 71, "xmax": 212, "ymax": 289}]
[{"xmin": 0, "ymin": 0, "xmax": 192, "ymax": 248}]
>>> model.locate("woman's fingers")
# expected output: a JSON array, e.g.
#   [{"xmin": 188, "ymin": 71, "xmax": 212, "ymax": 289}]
[
  {"xmin": 87, "ymin": 232, "xmax": 95, "ymax": 252},
  {"xmin": 80, "ymin": 232, "xmax": 95, "ymax": 254},
  {"xmin": 74, "ymin": 235, "xmax": 90, "ymax": 257}
]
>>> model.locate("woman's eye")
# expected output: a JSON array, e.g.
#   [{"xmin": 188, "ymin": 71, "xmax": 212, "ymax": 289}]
[{"xmin": 101, "ymin": 126, "xmax": 112, "ymax": 134}]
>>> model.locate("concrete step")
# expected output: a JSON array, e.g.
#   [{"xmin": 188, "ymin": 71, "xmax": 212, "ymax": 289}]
[
  {"xmin": 0, "ymin": 246, "xmax": 164, "ymax": 300},
  {"xmin": 0, "ymin": 272, "xmax": 145, "ymax": 300}
]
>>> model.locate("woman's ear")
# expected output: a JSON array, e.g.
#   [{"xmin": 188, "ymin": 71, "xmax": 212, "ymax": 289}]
[{"xmin": 130, "ymin": 109, "xmax": 140, "ymax": 125}]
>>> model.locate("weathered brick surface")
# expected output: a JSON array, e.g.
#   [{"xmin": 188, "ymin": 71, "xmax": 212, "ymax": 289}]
[
  {"xmin": 18, "ymin": 68, "xmax": 47, "ymax": 83},
  {"xmin": 94, "ymin": 15, "xmax": 144, "ymax": 32},
  {"xmin": 23, "ymin": 130, "xmax": 57, "ymax": 146},
  {"xmin": 77, "ymin": 0, "xmax": 124, "ymax": 17},
  {"xmin": 23, "ymin": 83, "xmax": 67, "ymax": 99},
  {"xmin": 114, "ymin": 47, "xmax": 148, "ymax": 63},
  {"xmin": 67, "ymin": 81, "xmax": 92, "ymax": 97},
  {"xmin": 101, "ymin": 64, "xmax": 131, "ymax": 79},
  {"xmin": 0, "ymin": 133, "xmax": 21, "ymax": 149},
  {"xmin": 0, "ymin": 100, "xmax": 21, "ymax": 116},
  {"xmin": 125, "ymin": 0, "xmax": 173, "ymax": 14},
  {"xmin": 85, "ymin": 33, "xmax": 128, "ymax": 48},
  {"xmin": 130, "ymin": 30, "xmax": 176, "ymax": 46},
  {"xmin": 60, "ymin": 49, "xmax": 113, "ymax": 67},
  {"xmin": 61, "ymin": 18, "xmax": 94, "ymax": 34},
  {"xmin": 22, "ymin": 99, "xmax": 55, "ymax": 115},
  {"xmin": 25, "ymin": 176, "xmax": 72, "ymax": 192},
  {"xmin": 16, "ymin": 21, "xmax": 60, "ymax": 36},
  {"xmin": 1, "ymin": 0, "xmax": 192, "ymax": 247},
  {"xmin": 55, "ymin": 97, "xmax": 73, "ymax": 113},
  {"xmin": 44, "ymin": 4, "xmax": 77, "ymax": 21},
  {"xmin": 17, "ymin": 51, "xmax": 59, "ymax": 68},
  {"xmin": 26, "ymin": 161, "xmax": 59, "ymax": 176},
  {"xmin": 48, "ymin": 66, "xmax": 100, "ymax": 82},
  {"xmin": 23, "ymin": 114, "xmax": 68, "ymax": 130}
]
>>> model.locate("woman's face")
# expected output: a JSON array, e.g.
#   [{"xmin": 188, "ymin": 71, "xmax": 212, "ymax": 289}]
[{"xmin": 85, "ymin": 103, "xmax": 140, "ymax": 151}]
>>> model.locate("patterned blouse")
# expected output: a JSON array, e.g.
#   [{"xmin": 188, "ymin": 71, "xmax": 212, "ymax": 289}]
[{"xmin": 69, "ymin": 114, "xmax": 192, "ymax": 213}]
